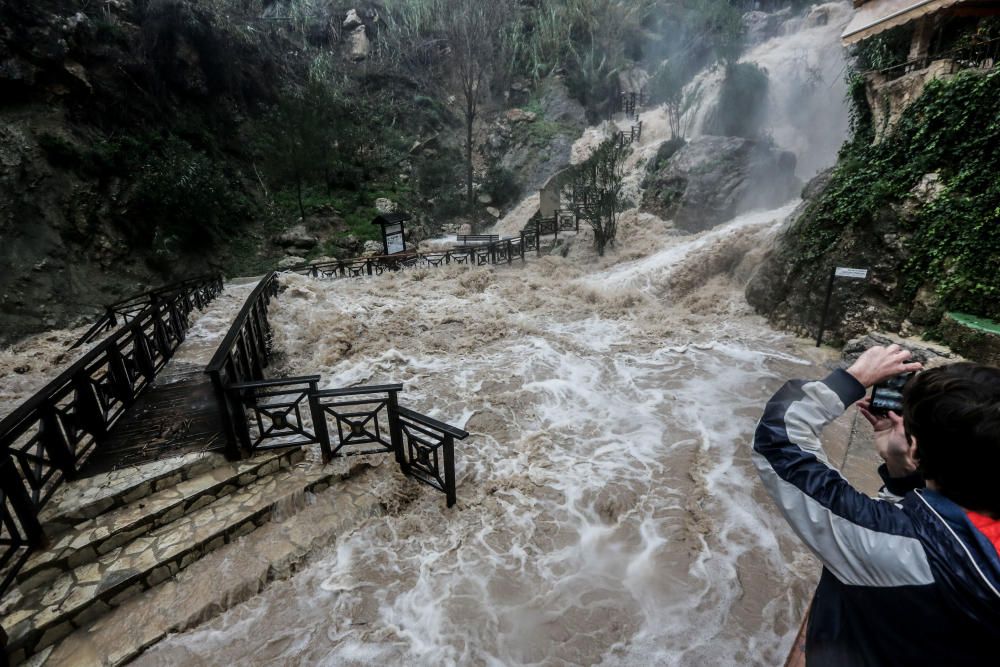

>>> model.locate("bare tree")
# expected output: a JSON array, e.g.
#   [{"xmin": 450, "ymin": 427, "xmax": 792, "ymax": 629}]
[{"xmin": 442, "ymin": 0, "xmax": 515, "ymax": 211}]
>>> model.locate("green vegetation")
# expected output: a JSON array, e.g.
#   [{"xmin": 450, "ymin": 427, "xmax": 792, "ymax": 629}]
[
  {"xmin": 792, "ymin": 67, "xmax": 1000, "ymax": 321},
  {"xmin": 568, "ymin": 137, "xmax": 630, "ymax": 256}
]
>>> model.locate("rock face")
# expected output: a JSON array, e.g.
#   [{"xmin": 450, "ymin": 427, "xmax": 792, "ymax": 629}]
[
  {"xmin": 641, "ymin": 136, "xmax": 801, "ymax": 232},
  {"xmin": 273, "ymin": 225, "xmax": 319, "ymax": 253},
  {"xmin": 746, "ymin": 166, "xmax": 956, "ymax": 345},
  {"xmin": 488, "ymin": 79, "xmax": 587, "ymax": 196},
  {"xmin": 864, "ymin": 60, "xmax": 957, "ymax": 140},
  {"xmin": 841, "ymin": 331, "xmax": 957, "ymax": 367},
  {"xmin": 938, "ymin": 313, "xmax": 1000, "ymax": 366},
  {"xmin": 343, "ymin": 9, "xmax": 363, "ymax": 30}
]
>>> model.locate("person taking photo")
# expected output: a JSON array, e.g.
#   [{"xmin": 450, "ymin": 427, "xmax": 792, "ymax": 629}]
[{"xmin": 753, "ymin": 344, "xmax": 1000, "ymax": 666}]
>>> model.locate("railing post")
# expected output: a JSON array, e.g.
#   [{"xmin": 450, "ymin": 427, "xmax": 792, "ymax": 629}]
[
  {"xmin": 168, "ymin": 298, "xmax": 186, "ymax": 345},
  {"xmin": 73, "ymin": 376, "xmax": 108, "ymax": 439},
  {"xmin": 209, "ymin": 369, "xmax": 242, "ymax": 461},
  {"xmin": 132, "ymin": 328, "xmax": 156, "ymax": 380},
  {"xmin": 106, "ymin": 344, "xmax": 134, "ymax": 406},
  {"xmin": 507, "ymin": 240, "xmax": 512, "ymax": 265},
  {"xmin": 443, "ymin": 434, "xmax": 456, "ymax": 508},
  {"xmin": 0, "ymin": 455, "xmax": 45, "ymax": 546},
  {"xmin": 387, "ymin": 390, "xmax": 408, "ymax": 473},
  {"xmin": 40, "ymin": 403, "xmax": 77, "ymax": 480},
  {"xmin": 308, "ymin": 383, "xmax": 333, "ymax": 463}
]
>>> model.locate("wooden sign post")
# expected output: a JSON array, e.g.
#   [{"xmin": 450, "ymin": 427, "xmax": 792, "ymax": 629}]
[{"xmin": 816, "ymin": 266, "xmax": 870, "ymax": 347}]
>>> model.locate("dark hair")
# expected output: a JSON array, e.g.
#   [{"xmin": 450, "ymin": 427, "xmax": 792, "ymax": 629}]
[{"xmin": 903, "ymin": 363, "xmax": 1000, "ymax": 515}]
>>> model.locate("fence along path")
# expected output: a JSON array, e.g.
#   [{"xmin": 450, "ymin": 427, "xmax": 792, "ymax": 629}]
[
  {"xmin": 0, "ymin": 89, "xmax": 647, "ymax": 660},
  {"xmin": 0, "ymin": 263, "xmax": 473, "ymax": 662}
]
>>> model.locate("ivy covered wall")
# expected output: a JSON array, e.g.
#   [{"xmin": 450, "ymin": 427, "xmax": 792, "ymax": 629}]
[{"xmin": 746, "ymin": 66, "xmax": 1000, "ymax": 344}]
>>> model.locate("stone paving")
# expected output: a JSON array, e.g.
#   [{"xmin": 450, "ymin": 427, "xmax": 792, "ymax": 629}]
[
  {"xmin": 39, "ymin": 452, "xmax": 220, "ymax": 528},
  {"xmin": 18, "ymin": 449, "xmax": 303, "ymax": 592},
  {"xmin": 2, "ymin": 447, "xmax": 356, "ymax": 663},
  {"xmin": 26, "ymin": 461, "xmax": 391, "ymax": 667}
]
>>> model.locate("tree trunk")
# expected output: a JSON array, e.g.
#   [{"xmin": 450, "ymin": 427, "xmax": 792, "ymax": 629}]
[
  {"xmin": 296, "ymin": 176, "xmax": 305, "ymax": 221},
  {"xmin": 465, "ymin": 112, "xmax": 474, "ymax": 213}
]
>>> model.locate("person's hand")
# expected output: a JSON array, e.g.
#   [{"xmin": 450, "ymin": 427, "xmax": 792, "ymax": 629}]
[
  {"xmin": 857, "ymin": 397, "xmax": 919, "ymax": 477},
  {"xmin": 846, "ymin": 344, "xmax": 923, "ymax": 388}
]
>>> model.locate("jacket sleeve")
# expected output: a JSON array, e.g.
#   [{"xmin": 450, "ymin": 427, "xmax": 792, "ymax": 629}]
[{"xmin": 752, "ymin": 369, "xmax": 934, "ymax": 587}]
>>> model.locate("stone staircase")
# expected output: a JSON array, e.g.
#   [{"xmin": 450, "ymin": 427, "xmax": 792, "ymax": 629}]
[{"xmin": 0, "ymin": 445, "xmax": 367, "ymax": 664}]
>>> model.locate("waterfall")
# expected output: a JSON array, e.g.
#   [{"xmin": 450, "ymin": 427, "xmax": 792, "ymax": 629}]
[{"xmin": 683, "ymin": 2, "xmax": 853, "ymax": 178}]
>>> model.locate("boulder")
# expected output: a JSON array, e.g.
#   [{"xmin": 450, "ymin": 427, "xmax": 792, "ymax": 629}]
[
  {"xmin": 362, "ymin": 240, "xmax": 383, "ymax": 256},
  {"xmin": 841, "ymin": 331, "xmax": 956, "ymax": 367},
  {"xmin": 641, "ymin": 136, "xmax": 801, "ymax": 232},
  {"xmin": 343, "ymin": 9, "xmax": 363, "ymax": 30},
  {"xmin": 347, "ymin": 25, "xmax": 369, "ymax": 62},
  {"xmin": 486, "ymin": 206, "xmax": 500, "ymax": 218},
  {"xmin": 504, "ymin": 109, "xmax": 537, "ymax": 124},
  {"xmin": 477, "ymin": 192, "xmax": 493, "ymax": 205},
  {"xmin": 274, "ymin": 224, "xmax": 319, "ymax": 249},
  {"xmin": 278, "ymin": 256, "xmax": 306, "ymax": 269},
  {"xmin": 375, "ymin": 197, "xmax": 395, "ymax": 214},
  {"xmin": 938, "ymin": 313, "xmax": 1000, "ymax": 366}
]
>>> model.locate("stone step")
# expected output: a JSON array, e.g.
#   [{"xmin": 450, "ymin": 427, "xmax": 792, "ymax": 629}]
[
  {"xmin": 17, "ymin": 449, "xmax": 305, "ymax": 593},
  {"xmin": 39, "ymin": 452, "xmax": 224, "ymax": 532},
  {"xmin": 31, "ymin": 461, "xmax": 393, "ymax": 667},
  {"xmin": 2, "ymin": 452, "xmax": 345, "ymax": 662}
]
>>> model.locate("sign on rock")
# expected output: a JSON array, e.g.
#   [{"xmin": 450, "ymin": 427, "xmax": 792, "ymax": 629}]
[{"xmin": 834, "ymin": 267, "xmax": 869, "ymax": 279}]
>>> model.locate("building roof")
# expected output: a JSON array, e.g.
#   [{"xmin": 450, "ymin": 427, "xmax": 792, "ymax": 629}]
[
  {"xmin": 371, "ymin": 212, "xmax": 411, "ymax": 226},
  {"xmin": 842, "ymin": 0, "xmax": 966, "ymax": 44}
]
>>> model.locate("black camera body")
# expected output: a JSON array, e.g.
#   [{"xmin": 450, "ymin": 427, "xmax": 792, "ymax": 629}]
[{"xmin": 870, "ymin": 372, "xmax": 915, "ymax": 415}]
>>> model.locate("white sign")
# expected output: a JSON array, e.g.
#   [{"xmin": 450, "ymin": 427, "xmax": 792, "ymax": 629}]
[
  {"xmin": 386, "ymin": 232, "xmax": 405, "ymax": 254},
  {"xmin": 835, "ymin": 267, "xmax": 869, "ymax": 279}
]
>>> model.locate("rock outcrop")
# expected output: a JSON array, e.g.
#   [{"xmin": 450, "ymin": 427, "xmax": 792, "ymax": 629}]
[
  {"xmin": 745, "ymin": 164, "xmax": 961, "ymax": 345},
  {"xmin": 486, "ymin": 79, "xmax": 587, "ymax": 196},
  {"xmin": 641, "ymin": 136, "xmax": 800, "ymax": 232}
]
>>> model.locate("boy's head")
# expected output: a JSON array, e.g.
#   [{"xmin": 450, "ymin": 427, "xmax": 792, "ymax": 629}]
[{"xmin": 903, "ymin": 363, "xmax": 1000, "ymax": 516}]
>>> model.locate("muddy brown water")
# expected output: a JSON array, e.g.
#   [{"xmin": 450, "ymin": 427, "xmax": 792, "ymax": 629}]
[{"xmin": 126, "ymin": 205, "xmax": 880, "ymax": 667}]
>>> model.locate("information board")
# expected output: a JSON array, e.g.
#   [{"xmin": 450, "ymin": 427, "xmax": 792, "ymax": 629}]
[
  {"xmin": 386, "ymin": 232, "xmax": 405, "ymax": 254},
  {"xmin": 834, "ymin": 267, "xmax": 869, "ymax": 279}
]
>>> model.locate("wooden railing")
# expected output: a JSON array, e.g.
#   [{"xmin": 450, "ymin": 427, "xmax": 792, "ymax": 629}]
[
  {"xmin": 455, "ymin": 234, "xmax": 500, "ymax": 245},
  {"xmin": 287, "ymin": 235, "xmax": 533, "ymax": 280},
  {"xmin": 205, "ymin": 272, "xmax": 280, "ymax": 461},
  {"xmin": 70, "ymin": 274, "xmax": 224, "ymax": 350},
  {"xmin": 0, "ymin": 288, "xmax": 215, "ymax": 596},
  {"xmin": 209, "ymin": 275, "xmax": 469, "ymax": 507}
]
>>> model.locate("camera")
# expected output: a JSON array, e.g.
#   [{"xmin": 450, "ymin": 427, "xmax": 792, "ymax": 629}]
[{"xmin": 870, "ymin": 372, "xmax": 915, "ymax": 415}]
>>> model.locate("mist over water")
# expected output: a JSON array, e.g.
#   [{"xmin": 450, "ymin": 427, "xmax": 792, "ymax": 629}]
[{"xmin": 684, "ymin": 2, "xmax": 851, "ymax": 178}]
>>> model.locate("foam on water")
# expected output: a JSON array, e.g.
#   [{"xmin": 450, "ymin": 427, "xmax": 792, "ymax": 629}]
[
  {"xmin": 135, "ymin": 205, "xmax": 829, "ymax": 666},
  {"xmin": 590, "ymin": 201, "xmax": 800, "ymax": 293}
]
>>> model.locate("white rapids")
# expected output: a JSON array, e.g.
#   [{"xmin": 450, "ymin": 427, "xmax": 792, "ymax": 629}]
[
  {"xmin": 0, "ymin": 5, "xmax": 861, "ymax": 665},
  {"xmin": 132, "ymin": 207, "xmax": 839, "ymax": 666}
]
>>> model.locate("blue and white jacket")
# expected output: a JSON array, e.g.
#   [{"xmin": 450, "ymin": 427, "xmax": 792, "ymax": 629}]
[{"xmin": 754, "ymin": 369, "xmax": 1000, "ymax": 666}]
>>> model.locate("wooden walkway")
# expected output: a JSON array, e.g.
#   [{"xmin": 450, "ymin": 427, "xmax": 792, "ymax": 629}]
[{"xmin": 80, "ymin": 362, "xmax": 225, "ymax": 475}]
